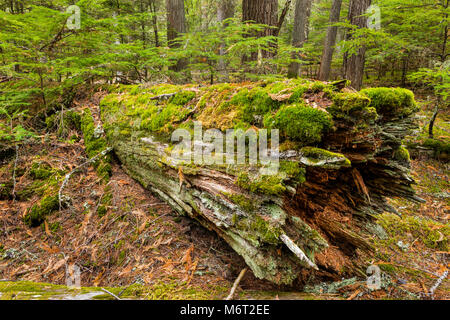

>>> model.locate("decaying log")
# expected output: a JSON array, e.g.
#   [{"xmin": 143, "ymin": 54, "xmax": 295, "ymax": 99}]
[{"xmin": 98, "ymin": 80, "xmax": 420, "ymax": 284}]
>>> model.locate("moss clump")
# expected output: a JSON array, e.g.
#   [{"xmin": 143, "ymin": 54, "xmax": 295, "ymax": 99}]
[
  {"xmin": 81, "ymin": 109, "xmax": 112, "ymax": 180},
  {"xmin": 332, "ymin": 92, "xmax": 371, "ymax": 113},
  {"xmin": 265, "ymin": 103, "xmax": 333, "ymax": 145},
  {"xmin": 300, "ymin": 147, "xmax": 351, "ymax": 167},
  {"xmin": 169, "ymin": 90, "xmax": 196, "ymax": 106},
  {"xmin": 360, "ymin": 87, "xmax": 418, "ymax": 117},
  {"xmin": 231, "ymin": 87, "xmax": 281, "ymax": 125},
  {"xmin": 237, "ymin": 215, "xmax": 282, "ymax": 245},
  {"xmin": 140, "ymin": 103, "xmax": 190, "ymax": 133},
  {"xmin": 422, "ymin": 138, "xmax": 450, "ymax": 159},
  {"xmin": 15, "ymin": 180, "xmax": 47, "ymax": 200},
  {"xmin": 30, "ymin": 162, "xmax": 53, "ymax": 180},
  {"xmin": 96, "ymin": 188, "xmax": 113, "ymax": 217},
  {"xmin": 393, "ymin": 146, "xmax": 410, "ymax": 163},
  {"xmin": 236, "ymin": 172, "xmax": 286, "ymax": 195},
  {"xmin": 0, "ymin": 181, "xmax": 13, "ymax": 200},
  {"xmin": 24, "ymin": 195, "xmax": 59, "ymax": 227},
  {"xmin": 280, "ymin": 161, "xmax": 306, "ymax": 183},
  {"xmin": 225, "ymin": 193, "xmax": 255, "ymax": 212},
  {"xmin": 377, "ymin": 213, "xmax": 449, "ymax": 251},
  {"xmin": 328, "ymin": 91, "xmax": 374, "ymax": 118}
]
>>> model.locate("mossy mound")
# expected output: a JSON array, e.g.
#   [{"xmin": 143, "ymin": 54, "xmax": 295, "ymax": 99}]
[
  {"xmin": 264, "ymin": 103, "xmax": 333, "ymax": 145},
  {"xmin": 300, "ymin": 147, "xmax": 351, "ymax": 169},
  {"xmin": 393, "ymin": 146, "xmax": 411, "ymax": 163},
  {"xmin": 100, "ymin": 80, "xmax": 341, "ymax": 144},
  {"xmin": 30, "ymin": 162, "xmax": 53, "ymax": 180},
  {"xmin": 23, "ymin": 195, "xmax": 59, "ymax": 227},
  {"xmin": 360, "ymin": 87, "xmax": 418, "ymax": 118},
  {"xmin": 422, "ymin": 138, "xmax": 450, "ymax": 160}
]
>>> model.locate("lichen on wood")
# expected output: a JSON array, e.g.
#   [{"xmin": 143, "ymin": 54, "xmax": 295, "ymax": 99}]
[{"xmin": 98, "ymin": 79, "xmax": 420, "ymax": 284}]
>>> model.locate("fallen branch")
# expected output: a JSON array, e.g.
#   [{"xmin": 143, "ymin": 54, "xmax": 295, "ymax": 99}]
[
  {"xmin": 280, "ymin": 234, "xmax": 318, "ymax": 270},
  {"xmin": 12, "ymin": 145, "xmax": 19, "ymax": 202},
  {"xmin": 429, "ymin": 270, "xmax": 448, "ymax": 299},
  {"xmin": 225, "ymin": 268, "xmax": 247, "ymax": 300},
  {"xmin": 58, "ymin": 147, "xmax": 113, "ymax": 210},
  {"xmin": 101, "ymin": 287, "xmax": 121, "ymax": 300}
]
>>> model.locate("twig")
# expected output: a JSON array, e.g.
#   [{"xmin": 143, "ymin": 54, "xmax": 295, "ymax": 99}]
[
  {"xmin": 429, "ymin": 270, "xmax": 448, "ymax": 299},
  {"xmin": 225, "ymin": 268, "xmax": 247, "ymax": 300},
  {"xmin": 58, "ymin": 147, "xmax": 112, "ymax": 210},
  {"xmin": 280, "ymin": 234, "xmax": 318, "ymax": 270},
  {"xmin": 101, "ymin": 288, "xmax": 121, "ymax": 300},
  {"xmin": 12, "ymin": 144, "xmax": 19, "ymax": 202}
]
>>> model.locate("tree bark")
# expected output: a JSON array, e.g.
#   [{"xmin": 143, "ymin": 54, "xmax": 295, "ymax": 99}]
[
  {"xmin": 343, "ymin": 0, "xmax": 371, "ymax": 90},
  {"xmin": 217, "ymin": 0, "xmax": 235, "ymax": 81},
  {"xmin": 242, "ymin": 0, "xmax": 278, "ymax": 60},
  {"xmin": 287, "ymin": 0, "xmax": 313, "ymax": 78},
  {"xmin": 318, "ymin": 0, "xmax": 343, "ymax": 81},
  {"xmin": 166, "ymin": 0, "xmax": 187, "ymax": 71},
  {"xmin": 150, "ymin": 0, "xmax": 160, "ymax": 47}
]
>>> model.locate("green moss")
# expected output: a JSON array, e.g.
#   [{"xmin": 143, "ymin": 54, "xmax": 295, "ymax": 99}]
[
  {"xmin": 393, "ymin": 146, "xmax": 411, "ymax": 163},
  {"xmin": 0, "ymin": 181, "xmax": 13, "ymax": 200},
  {"xmin": 30, "ymin": 162, "xmax": 53, "ymax": 180},
  {"xmin": 279, "ymin": 161, "xmax": 306, "ymax": 183},
  {"xmin": 141, "ymin": 103, "xmax": 188, "ymax": 132},
  {"xmin": 378, "ymin": 263, "xmax": 398, "ymax": 274},
  {"xmin": 229, "ymin": 87, "xmax": 281, "ymax": 125},
  {"xmin": 330, "ymin": 92, "xmax": 372, "ymax": 114},
  {"xmin": 169, "ymin": 90, "xmax": 196, "ymax": 105},
  {"xmin": 422, "ymin": 138, "xmax": 450, "ymax": 158},
  {"xmin": 237, "ymin": 215, "xmax": 283, "ymax": 245},
  {"xmin": 265, "ymin": 103, "xmax": 333, "ymax": 145},
  {"xmin": 360, "ymin": 87, "xmax": 418, "ymax": 117},
  {"xmin": 16, "ymin": 180, "xmax": 47, "ymax": 200},
  {"xmin": 97, "ymin": 188, "xmax": 113, "ymax": 217},
  {"xmin": 24, "ymin": 195, "xmax": 59, "ymax": 227},
  {"xmin": 300, "ymin": 147, "xmax": 351, "ymax": 167},
  {"xmin": 81, "ymin": 109, "xmax": 112, "ymax": 180},
  {"xmin": 224, "ymin": 193, "xmax": 255, "ymax": 212},
  {"xmin": 377, "ymin": 213, "xmax": 449, "ymax": 251},
  {"xmin": 236, "ymin": 172, "xmax": 286, "ymax": 196}
]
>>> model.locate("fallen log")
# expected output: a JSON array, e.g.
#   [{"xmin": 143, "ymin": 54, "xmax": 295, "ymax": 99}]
[{"xmin": 99, "ymin": 80, "xmax": 420, "ymax": 284}]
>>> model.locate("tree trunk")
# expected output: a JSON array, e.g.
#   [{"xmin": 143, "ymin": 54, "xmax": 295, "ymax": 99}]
[
  {"xmin": 343, "ymin": 0, "xmax": 371, "ymax": 90},
  {"xmin": 440, "ymin": 0, "xmax": 448, "ymax": 63},
  {"xmin": 150, "ymin": 0, "xmax": 160, "ymax": 47},
  {"xmin": 242, "ymin": 0, "xmax": 278, "ymax": 60},
  {"xmin": 100, "ymin": 80, "xmax": 421, "ymax": 284},
  {"xmin": 166, "ymin": 0, "xmax": 187, "ymax": 71},
  {"xmin": 287, "ymin": 0, "xmax": 313, "ymax": 78},
  {"xmin": 318, "ymin": 0, "xmax": 343, "ymax": 81},
  {"xmin": 217, "ymin": 0, "xmax": 235, "ymax": 81}
]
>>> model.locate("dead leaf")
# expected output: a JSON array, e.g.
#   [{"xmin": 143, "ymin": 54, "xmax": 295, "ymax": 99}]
[{"xmin": 44, "ymin": 221, "xmax": 51, "ymax": 236}]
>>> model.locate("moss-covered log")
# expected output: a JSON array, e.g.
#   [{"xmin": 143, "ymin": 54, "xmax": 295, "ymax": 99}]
[{"xmin": 99, "ymin": 79, "xmax": 421, "ymax": 284}]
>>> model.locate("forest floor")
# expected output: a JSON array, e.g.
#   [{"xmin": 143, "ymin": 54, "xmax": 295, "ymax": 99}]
[{"xmin": 0, "ymin": 93, "xmax": 448, "ymax": 300}]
